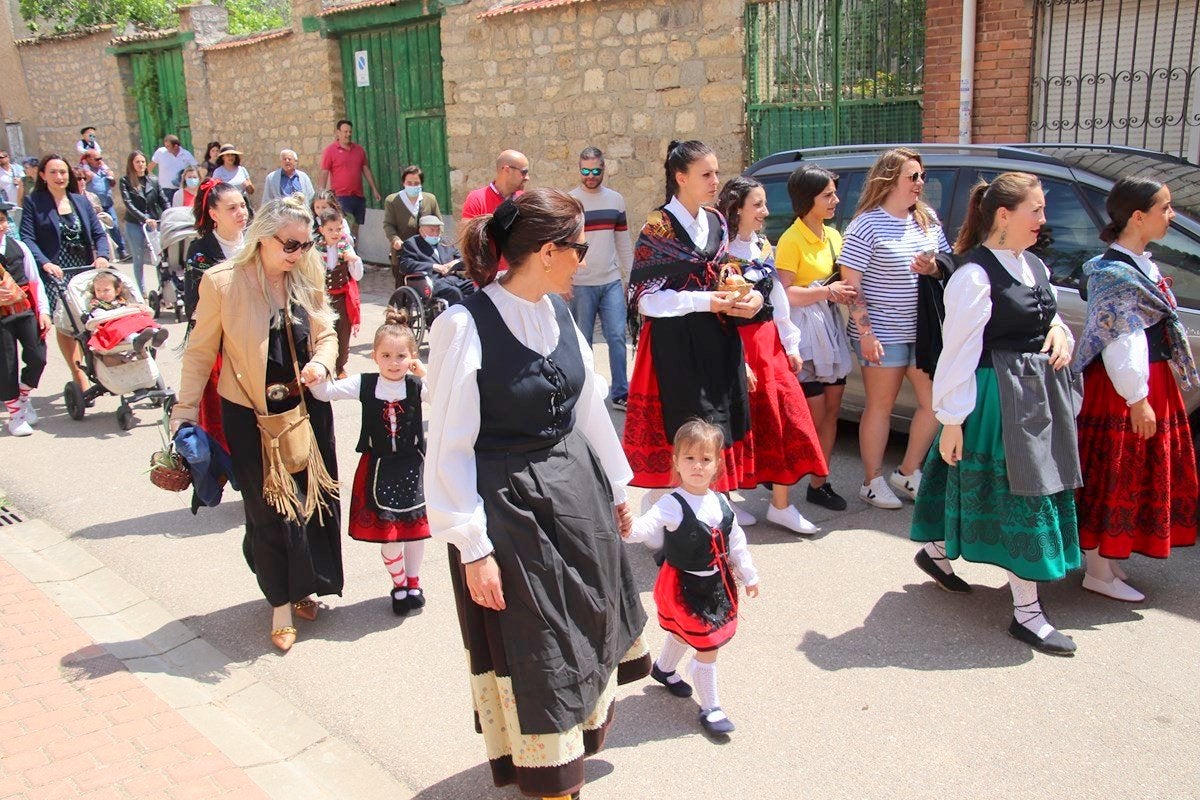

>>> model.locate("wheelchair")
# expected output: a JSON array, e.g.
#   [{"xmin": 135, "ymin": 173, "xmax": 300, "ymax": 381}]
[{"xmin": 387, "ymin": 274, "xmax": 446, "ymax": 350}]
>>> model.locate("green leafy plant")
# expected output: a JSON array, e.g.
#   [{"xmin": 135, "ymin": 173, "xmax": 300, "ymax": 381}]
[{"xmin": 19, "ymin": 0, "xmax": 288, "ymax": 35}]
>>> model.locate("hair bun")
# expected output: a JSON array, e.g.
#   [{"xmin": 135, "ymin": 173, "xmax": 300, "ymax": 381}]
[
  {"xmin": 666, "ymin": 140, "xmax": 682, "ymax": 157},
  {"xmin": 384, "ymin": 305, "xmax": 410, "ymax": 327}
]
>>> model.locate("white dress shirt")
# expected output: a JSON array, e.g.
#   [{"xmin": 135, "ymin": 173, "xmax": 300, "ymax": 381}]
[
  {"xmin": 638, "ymin": 198, "xmax": 717, "ymax": 318},
  {"xmin": 1098, "ymin": 243, "xmax": 1162, "ymax": 404},
  {"xmin": 424, "ymin": 281, "xmax": 632, "ymax": 562},
  {"xmin": 933, "ymin": 247, "xmax": 1072, "ymax": 424},
  {"xmin": 727, "ymin": 235, "xmax": 802, "ymax": 356},
  {"xmin": 626, "ymin": 489, "xmax": 759, "ymax": 586}
]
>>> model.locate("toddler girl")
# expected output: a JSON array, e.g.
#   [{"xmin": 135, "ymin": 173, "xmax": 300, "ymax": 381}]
[
  {"xmin": 316, "ymin": 207, "xmax": 362, "ymax": 378},
  {"xmin": 86, "ymin": 270, "xmax": 167, "ymax": 354}
]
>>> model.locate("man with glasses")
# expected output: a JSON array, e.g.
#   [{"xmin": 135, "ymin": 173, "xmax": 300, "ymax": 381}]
[
  {"xmin": 461, "ymin": 149, "xmax": 529, "ymax": 221},
  {"xmin": 79, "ymin": 148, "xmax": 127, "ymax": 260},
  {"xmin": 567, "ymin": 146, "xmax": 633, "ymax": 409},
  {"xmin": 0, "ymin": 151, "xmax": 24, "ymax": 235}
]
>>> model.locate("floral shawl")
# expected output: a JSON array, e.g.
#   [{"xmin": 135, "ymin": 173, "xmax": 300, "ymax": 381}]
[
  {"xmin": 1072, "ymin": 252, "xmax": 1198, "ymax": 389},
  {"xmin": 626, "ymin": 205, "xmax": 729, "ymax": 318}
]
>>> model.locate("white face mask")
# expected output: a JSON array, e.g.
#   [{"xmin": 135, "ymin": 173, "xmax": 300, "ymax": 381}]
[
  {"xmin": 422, "ymin": 235, "xmax": 441, "ymax": 247},
  {"xmin": 404, "ymin": 184, "xmax": 422, "ymax": 199}
]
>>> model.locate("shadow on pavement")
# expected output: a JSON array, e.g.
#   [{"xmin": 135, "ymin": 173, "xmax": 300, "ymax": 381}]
[
  {"xmin": 605, "ymin": 690, "xmax": 716, "ymax": 748},
  {"xmin": 406, "ymin": 754, "xmax": 617, "ymax": 799},
  {"xmin": 71, "ymin": 502, "xmax": 246, "ymax": 540}
]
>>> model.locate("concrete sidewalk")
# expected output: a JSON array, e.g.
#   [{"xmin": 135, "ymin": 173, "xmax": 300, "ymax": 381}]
[{"xmin": 0, "ymin": 504, "xmax": 412, "ymax": 800}]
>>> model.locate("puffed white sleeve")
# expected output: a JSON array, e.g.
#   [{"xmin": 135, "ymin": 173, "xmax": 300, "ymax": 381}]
[
  {"xmin": 347, "ymin": 254, "xmax": 364, "ymax": 281},
  {"xmin": 727, "ymin": 517, "xmax": 759, "ymax": 587},
  {"xmin": 769, "ymin": 278, "xmax": 801, "ymax": 355},
  {"xmin": 1101, "ymin": 332, "xmax": 1151, "ymax": 404},
  {"xmin": 625, "ymin": 494, "xmax": 682, "ymax": 549},
  {"xmin": 933, "ymin": 263, "xmax": 992, "ymax": 425},
  {"xmin": 307, "ymin": 373, "xmax": 361, "ymax": 402},
  {"xmin": 572, "ymin": 324, "xmax": 633, "ymax": 505},
  {"xmin": 424, "ymin": 307, "xmax": 493, "ymax": 563},
  {"xmin": 639, "ymin": 289, "xmax": 712, "ymax": 317}
]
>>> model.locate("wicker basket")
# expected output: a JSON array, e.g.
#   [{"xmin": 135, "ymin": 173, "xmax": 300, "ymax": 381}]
[{"xmin": 149, "ymin": 449, "xmax": 192, "ymax": 492}]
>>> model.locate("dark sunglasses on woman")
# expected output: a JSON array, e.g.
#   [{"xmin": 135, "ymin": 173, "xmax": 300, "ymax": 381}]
[{"xmin": 273, "ymin": 235, "xmax": 315, "ymax": 254}]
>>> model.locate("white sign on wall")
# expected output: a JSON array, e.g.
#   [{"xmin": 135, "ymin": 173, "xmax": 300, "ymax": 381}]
[{"xmin": 355, "ymin": 50, "xmax": 369, "ymax": 87}]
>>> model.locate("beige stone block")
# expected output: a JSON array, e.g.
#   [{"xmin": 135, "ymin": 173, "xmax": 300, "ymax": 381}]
[
  {"xmin": 448, "ymin": 120, "xmax": 473, "ymax": 138},
  {"xmin": 700, "ymin": 82, "xmax": 745, "ymax": 105},
  {"xmin": 667, "ymin": 39, "xmax": 695, "ymax": 62},
  {"xmin": 594, "ymin": 15, "xmax": 614, "ymax": 37},
  {"xmin": 617, "ymin": 48, "xmax": 637, "ymax": 68},
  {"xmin": 631, "ymin": 112, "xmax": 654, "ymax": 133},
  {"xmin": 661, "ymin": 87, "xmax": 695, "ymax": 108},
  {"xmin": 607, "ymin": 138, "xmax": 634, "ymax": 158},
  {"xmin": 583, "ymin": 68, "xmax": 605, "ymax": 93},
  {"xmin": 653, "ymin": 64, "xmax": 680, "ymax": 90},
  {"xmin": 639, "ymin": 46, "xmax": 664, "ymax": 65},
  {"xmin": 497, "ymin": 103, "xmax": 517, "ymax": 118},
  {"xmin": 640, "ymin": 31, "xmax": 668, "ymax": 45},
  {"xmin": 675, "ymin": 109, "xmax": 697, "ymax": 133},
  {"xmin": 578, "ymin": 20, "xmax": 594, "ymax": 38},
  {"xmin": 609, "ymin": 111, "xmax": 628, "ymax": 134},
  {"xmin": 636, "ymin": 9, "xmax": 660, "ymax": 32},
  {"xmin": 534, "ymin": 44, "xmax": 552, "ymax": 57},
  {"xmin": 616, "ymin": 13, "xmax": 635, "ymax": 35},
  {"xmin": 680, "ymin": 60, "xmax": 707, "ymax": 87},
  {"xmin": 596, "ymin": 48, "xmax": 618, "ymax": 69},
  {"xmin": 605, "ymin": 70, "xmax": 629, "ymax": 92}
]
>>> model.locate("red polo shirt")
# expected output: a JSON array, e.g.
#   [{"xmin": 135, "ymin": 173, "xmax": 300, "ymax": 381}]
[
  {"xmin": 320, "ymin": 141, "xmax": 368, "ymax": 197},
  {"xmin": 461, "ymin": 183, "xmax": 523, "ymax": 219}
]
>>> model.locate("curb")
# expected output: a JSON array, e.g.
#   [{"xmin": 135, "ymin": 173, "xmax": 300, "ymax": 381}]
[{"xmin": 0, "ymin": 500, "xmax": 415, "ymax": 800}]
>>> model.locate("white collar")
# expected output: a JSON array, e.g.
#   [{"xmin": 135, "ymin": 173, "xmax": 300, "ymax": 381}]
[
  {"xmin": 664, "ymin": 196, "xmax": 709, "ymax": 246},
  {"xmin": 401, "ymin": 192, "xmax": 421, "ymax": 213},
  {"xmin": 1111, "ymin": 243, "xmax": 1156, "ymax": 275}
]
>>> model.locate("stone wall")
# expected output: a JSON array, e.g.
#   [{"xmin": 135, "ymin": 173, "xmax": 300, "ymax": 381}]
[
  {"xmin": 440, "ymin": 0, "xmax": 747, "ymax": 235},
  {"xmin": 14, "ymin": 27, "xmax": 139, "ymax": 159}
]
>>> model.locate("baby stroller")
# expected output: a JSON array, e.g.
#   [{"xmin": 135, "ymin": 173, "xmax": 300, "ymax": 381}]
[
  {"xmin": 53, "ymin": 269, "xmax": 175, "ymax": 430},
  {"xmin": 146, "ymin": 206, "xmax": 195, "ymax": 323}
]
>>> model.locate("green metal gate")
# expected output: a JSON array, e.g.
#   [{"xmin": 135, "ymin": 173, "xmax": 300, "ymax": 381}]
[
  {"xmin": 745, "ymin": 0, "xmax": 925, "ymax": 162},
  {"xmin": 129, "ymin": 47, "xmax": 192, "ymax": 156},
  {"xmin": 337, "ymin": 17, "xmax": 449, "ymax": 211}
]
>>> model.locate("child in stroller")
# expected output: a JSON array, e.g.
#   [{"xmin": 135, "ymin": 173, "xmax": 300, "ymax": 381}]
[{"xmin": 86, "ymin": 271, "xmax": 168, "ymax": 355}]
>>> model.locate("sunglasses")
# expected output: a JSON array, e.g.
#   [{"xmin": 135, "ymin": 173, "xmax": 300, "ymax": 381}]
[
  {"xmin": 273, "ymin": 234, "xmax": 314, "ymax": 254},
  {"xmin": 580, "ymin": 168, "xmax": 604, "ymax": 176},
  {"xmin": 507, "ymin": 165, "xmax": 530, "ymax": 176},
  {"xmin": 905, "ymin": 171, "xmax": 928, "ymax": 183},
  {"xmin": 555, "ymin": 241, "xmax": 589, "ymax": 260}
]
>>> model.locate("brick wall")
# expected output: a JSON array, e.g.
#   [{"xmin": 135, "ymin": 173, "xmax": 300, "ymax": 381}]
[
  {"xmin": 923, "ymin": 0, "xmax": 1036, "ymax": 144},
  {"xmin": 441, "ymin": 0, "xmax": 747, "ymax": 236}
]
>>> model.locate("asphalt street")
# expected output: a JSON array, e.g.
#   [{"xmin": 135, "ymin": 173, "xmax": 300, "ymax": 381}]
[{"xmin": 2, "ymin": 265, "xmax": 1198, "ymax": 799}]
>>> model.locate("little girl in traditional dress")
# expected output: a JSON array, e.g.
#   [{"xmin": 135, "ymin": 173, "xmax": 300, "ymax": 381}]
[
  {"xmin": 310, "ymin": 307, "xmax": 430, "ymax": 615},
  {"xmin": 316, "ymin": 208, "xmax": 363, "ymax": 379},
  {"xmin": 624, "ymin": 419, "xmax": 760, "ymax": 735},
  {"xmin": 86, "ymin": 270, "xmax": 168, "ymax": 354}
]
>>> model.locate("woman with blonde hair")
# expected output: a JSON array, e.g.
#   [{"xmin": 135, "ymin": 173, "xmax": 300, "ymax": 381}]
[
  {"xmin": 839, "ymin": 148, "xmax": 950, "ymax": 509},
  {"xmin": 911, "ymin": 172, "xmax": 1081, "ymax": 655},
  {"xmin": 172, "ymin": 194, "xmax": 342, "ymax": 653}
]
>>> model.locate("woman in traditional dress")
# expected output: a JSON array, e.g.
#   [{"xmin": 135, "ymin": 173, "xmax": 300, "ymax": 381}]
[
  {"xmin": 716, "ymin": 176, "xmax": 827, "ymax": 534},
  {"xmin": 1073, "ymin": 176, "xmax": 1198, "ymax": 602},
  {"xmin": 910, "ymin": 172, "xmax": 1082, "ymax": 655},
  {"xmin": 623, "ymin": 140, "xmax": 763, "ymax": 522},
  {"xmin": 424, "ymin": 188, "xmax": 649, "ymax": 800}
]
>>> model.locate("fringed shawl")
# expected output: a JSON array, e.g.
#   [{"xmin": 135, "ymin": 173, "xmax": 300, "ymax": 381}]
[
  {"xmin": 627, "ymin": 206, "xmax": 729, "ymax": 318},
  {"xmin": 1072, "ymin": 253, "xmax": 1198, "ymax": 389}
]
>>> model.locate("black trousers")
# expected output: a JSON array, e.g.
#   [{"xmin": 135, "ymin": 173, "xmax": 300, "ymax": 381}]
[{"xmin": 0, "ymin": 313, "xmax": 47, "ymax": 401}]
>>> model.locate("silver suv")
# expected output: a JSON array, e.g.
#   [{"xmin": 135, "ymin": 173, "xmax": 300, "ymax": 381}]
[{"xmin": 744, "ymin": 143, "xmax": 1200, "ymax": 427}]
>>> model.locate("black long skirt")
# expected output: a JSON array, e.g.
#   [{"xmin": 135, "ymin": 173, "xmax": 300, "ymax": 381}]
[{"xmin": 222, "ymin": 397, "xmax": 344, "ymax": 606}]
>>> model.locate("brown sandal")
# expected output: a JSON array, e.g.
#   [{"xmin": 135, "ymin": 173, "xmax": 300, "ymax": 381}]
[
  {"xmin": 271, "ymin": 626, "xmax": 297, "ymax": 652},
  {"xmin": 293, "ymin": 598, "xmax": 319, "ymax": 621}
]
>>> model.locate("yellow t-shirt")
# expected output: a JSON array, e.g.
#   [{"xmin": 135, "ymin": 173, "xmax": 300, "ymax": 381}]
[{"xmin": 774, "ymin": 218, "xmax": 843, "ymax": 285}]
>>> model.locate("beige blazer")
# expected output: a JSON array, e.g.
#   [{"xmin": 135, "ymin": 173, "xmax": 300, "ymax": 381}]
[{"xmin": 172, "ymin": 260, "xmax": 338, "ymax": 422}]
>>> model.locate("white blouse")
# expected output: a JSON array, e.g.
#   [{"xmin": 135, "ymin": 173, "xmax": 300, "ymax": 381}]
[
  {"xmin": 424, "ymin": 281, "xmax": 633, "ymax": 562},
  {"xmin": 323, "ymin": 244, "xmax": 364, "ymax": 281},
  {"xmin": 625, "ymin": 489, "xmax": 758, "ymax": 586},
  {"xmin": 933, "ymin": 247, "xmax": 1073, "ymax": 424},
  {"xmin": 1099, "ymin": 243, "xmax": 1161, "ymax": 405},
  {"xmin": 214, "ymin": 231, "xmax": 243, "ymax": 260},
  {"xmin": 728, "ymin": 235, "xmax": 802, "ymax": 356}
]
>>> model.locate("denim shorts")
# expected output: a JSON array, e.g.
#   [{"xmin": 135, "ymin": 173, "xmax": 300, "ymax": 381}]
[{"xmin": 852, "ymin": 339, "xmax": 916, "ymax": 368}]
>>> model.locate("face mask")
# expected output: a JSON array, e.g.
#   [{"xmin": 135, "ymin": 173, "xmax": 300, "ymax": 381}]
[
  {"xmin": 404, "ymin": 185, "xmax": 422, "ymax": 199},
  {"xmin": 422, "ymin": 235, "xmax": 441, "ymax": 247},
  {"xmin": 186, "ymin": 177, "xmax": 199, "ymax": 188}
]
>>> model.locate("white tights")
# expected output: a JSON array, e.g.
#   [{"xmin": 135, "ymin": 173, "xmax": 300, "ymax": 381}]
[{"xmin": 381, "ymin": 541, "xmax": 426, "ymax": 590}]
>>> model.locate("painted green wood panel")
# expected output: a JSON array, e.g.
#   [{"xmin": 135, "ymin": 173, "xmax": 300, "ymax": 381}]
[
  {"xmin": 338, "ymin": 17, "xmax": 450, "ymax": 211},
  {"xmin": 129, "ymin": 47, "xmax": 193, "ymax": 158}
]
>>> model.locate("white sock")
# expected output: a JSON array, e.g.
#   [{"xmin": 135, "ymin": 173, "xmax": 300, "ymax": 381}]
[
  {"xmin": 923, "ymin": 541, "xmax": 955, "ymax": 575},
  {"xmin": 691, "ymin": 660, "xmax": 721, "ymax": 712},
  {"xmin": 1007, "ymin": 572, "xmax": 1053, "ymax": 639},
  {"xmin": 655, "ymin": 635, "xmax": 690, "ymax": 679},
  {"xmin": 1084, "ymin": 547, "xmax": 1116, "ymax": 581},
  {"xmin": 271, "ymin": 603, "xmax": 292, "ymax": 631},
  {"xmin": 381, "ymin": 542, "xmax": 406, "ymax": 593},
  {"xmin": 404, "ymin": 540, "xmax": 426, "ymax": 585}
]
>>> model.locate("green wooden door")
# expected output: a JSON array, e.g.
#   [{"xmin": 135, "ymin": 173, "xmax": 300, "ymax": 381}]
[
  {"xmin": 130, "ymin": 48, "xmax": 192, "ymax": 156},
  {"xmin": 338, "ymin": 18, "xmax": 449, "ymax": 211}
]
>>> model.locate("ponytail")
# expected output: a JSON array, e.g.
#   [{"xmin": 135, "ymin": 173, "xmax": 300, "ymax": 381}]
[
  {"xmin": 460, "ymin": 214, "xmax": 501, "ymax": 287},
  {"xmin": 953, "ymin": 181, "xmax": 991, "ymax": 254},
  {"xmin": 457, "ymin": 188, "xmax": 585, "ymax": 288},
  {"xmin": 1102, "ymin": 175, "xmax": 1165, "ymax": 244}
]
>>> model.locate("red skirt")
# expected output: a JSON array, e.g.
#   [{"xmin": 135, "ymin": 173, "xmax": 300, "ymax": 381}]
[
  {"xmin": 623, "ymin": 322, "xmax": 746, "ymax": 491},
  {"xmin": 652, "ymin": 562, "xmax": 738, "ymax": 651},
  {"xmin": 348, "ymin": 453, "xmax": 431, "ymax": 543},
  {"xmin": 87, "ymin": 312, "xmax": 156, "ymax": 351},
  {"xmin": 197, "ymin": 356, "xmax": 227, "ymax": 453},
  {"xmin": 1076, "ymin": 360, "xmax": 1198, "ymax": 558},
  {"xmin": 733, "ymin": 320, "xmax": 828, "ymax": 488}
]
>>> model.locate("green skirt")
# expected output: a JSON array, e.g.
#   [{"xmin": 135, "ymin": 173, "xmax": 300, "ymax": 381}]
[{"xmin": 911, "ymin": 368, "xmax": 1081, "ymax": 581}]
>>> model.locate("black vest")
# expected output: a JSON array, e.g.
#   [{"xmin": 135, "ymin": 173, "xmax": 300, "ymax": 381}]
[
  {"xmin": 971, "ymin": 247, "xmax": 1056, "ymax": 367},
  {"xmin": 662, "ymin": 492, "xmax": 734, "ymax": 573},
  {"xmin": 1101, "ymin": 247, "xmax": 1173, "ymax": 363},
  {"xmin": 464, "ymin": 290, "xmax": 585, "ymax": 453},
  {"xmin": 0, "ymin": 237, "xmax": 29, "ymax": 284},
  {"xmin": 355, "ymin": 373, "xmax": 424, "ymax": 456}
]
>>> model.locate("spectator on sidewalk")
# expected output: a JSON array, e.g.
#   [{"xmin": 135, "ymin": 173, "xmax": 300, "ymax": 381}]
[
  {"xmin": 80, "ymin": 149, "xmax": 127, "ymax": 260},
  {"xmin": 172, "ymin": 165, "xmax": 202, "ymax": 208},
  {"xmin": 395, "ymin": 215, "xmax": 473, "ymax": 305},
  {"xmin": 262, "ymin": 149, "xmax": 315, "ymax": 205},
  {"xmin": 150, "ymin": 135, "xmax": 197, "ymax": 193},
  {"xmin": 0, "ymin": 150, "xmax": 26, "ymax": 236},
  {"xmin": 75, "ymin": 126, "xmax": 100, "ymax": 157},
  {"xmin": 461, "ymin": 149, "xmax": 528, "ymax": 220},
  {"xmin": 383, "ymin": 165, "xmax": 441, "ymax": 288},
  {"xmin": 211, "ymin": 145, "xmax": 255, "ymax": 201},
  {"xmin": 202, "ymin": 141, "xmax": 222, "ymax": 178},
  {"xmin": 319, "ymin": 119, "xmax": 381, "ymax": 240},
  {"xmin": 119, "ymin": 150, "xmax": 167, "ymax": 294},
  {"xmin": 568, "ymin": 146, "xmax": 633, "ymax": 408}
]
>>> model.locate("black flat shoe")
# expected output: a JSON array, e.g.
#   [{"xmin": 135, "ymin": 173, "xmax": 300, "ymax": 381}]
[
  {"xmin": 406, "ymin": 587, "xmax": 425, "ymax": 610},
  {"xmin": 1007, "ymin": 618, "xmax": 1076, "ymax": 656},
  {"xmin": 391, "ymin": 587, "xmax": 409, "ymax": 616},
  {"xmin": 699, "ymin": 707, "xmax": 735, "ymax": 735},
  {"xmin": 806, "ymin": 482, "xmax": 847, "ymax": 511},
  {"xmin": 914, "ymin": 549, "xmax": 973, "ymax": 593},
  {"xmin": 651, "ymin": 664, "xmax": 693, "ymax": 697}
]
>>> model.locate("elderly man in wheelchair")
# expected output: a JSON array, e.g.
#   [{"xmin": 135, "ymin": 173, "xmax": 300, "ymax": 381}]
[{"xmin": 387, "ymin": 214, "xmax": 476, "ymax": 347}]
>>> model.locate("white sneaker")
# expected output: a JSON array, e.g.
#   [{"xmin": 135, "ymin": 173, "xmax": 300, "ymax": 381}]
[
  {"xmin": 1082, "ymin": 573, "xmax": 1145, "ymax": 603},
  {"xmin": 860, "ymin": 477, "xmax": 902, "ymax": 509},
  {"xmin": 727, "ymin": 499, "xmax": 757, "ymax": 526},
  {"xmin": 7, "ymin": 415, "xmax": 32, "ymax": 436},
  {"xmin": 888, "ymin": 468, "xmax": 922, "ymax": 501},
  {"xmin": 17, "ymin": 399, "xmax": 36, "ymax": 426},
  {"xmin": 765, "ymin": 504, "xmax": 819, "ymax": 535}
]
